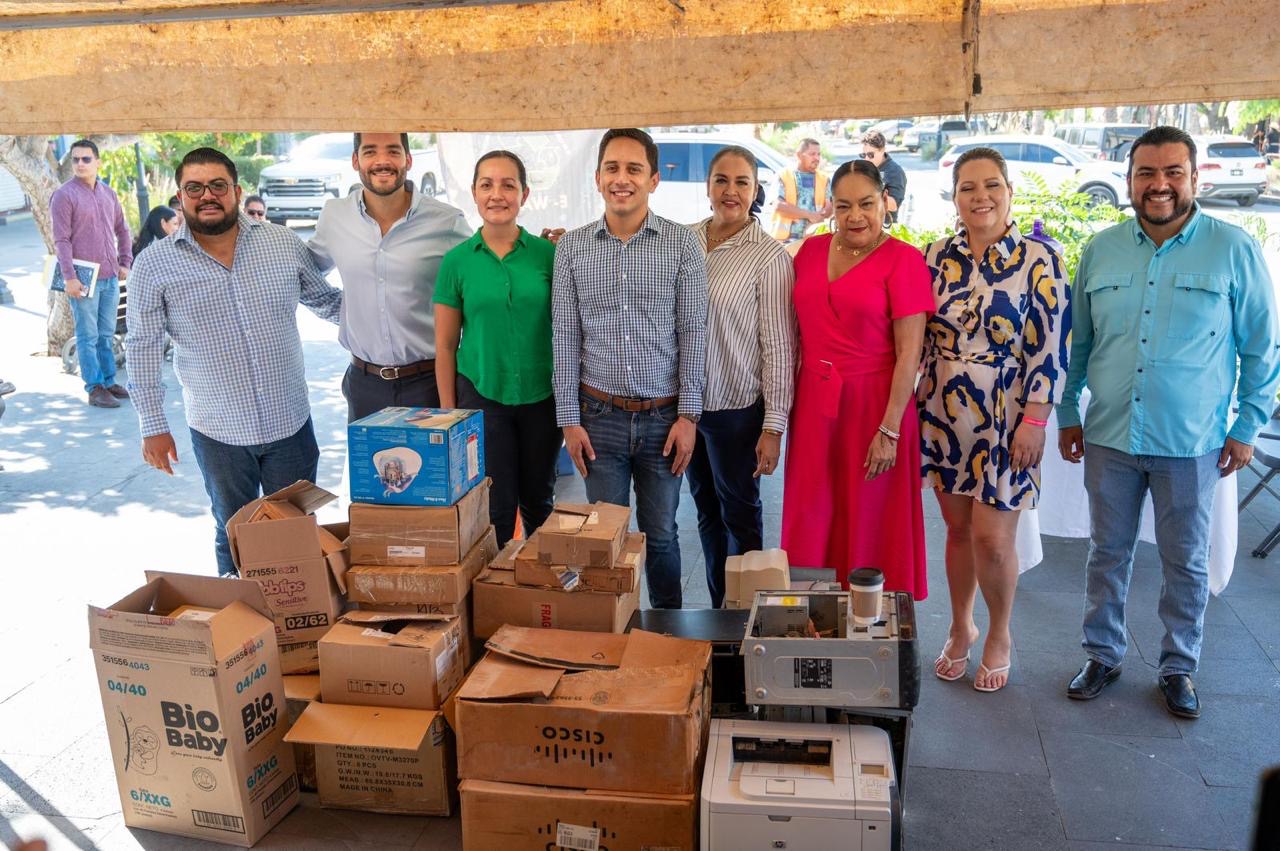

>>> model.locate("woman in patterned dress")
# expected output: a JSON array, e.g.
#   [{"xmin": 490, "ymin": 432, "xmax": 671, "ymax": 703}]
[{"xmin": 920, "ymin": 147, "xmax": 1072, "ymax": 692}]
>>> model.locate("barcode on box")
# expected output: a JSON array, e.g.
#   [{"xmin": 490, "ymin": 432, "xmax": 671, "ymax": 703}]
[
  {"xmin": 556, "ymin": 821, "xmax": 600, "ymax": 851},
  {"xmin": 262, "ymin": 774, "xmax": 297, "ymax": 818},
  {"xmin": 192, "ymin": 809, "xmax": 245, "ymax": 834}
]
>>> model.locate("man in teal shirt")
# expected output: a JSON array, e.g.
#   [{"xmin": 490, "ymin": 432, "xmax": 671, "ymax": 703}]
[{"xmin": 1057, "ymin": 126, "xmax": 1280, "ymax": 719}]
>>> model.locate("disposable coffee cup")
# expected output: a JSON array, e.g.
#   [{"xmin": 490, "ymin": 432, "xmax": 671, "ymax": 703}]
[{"xmin": 849, "ymin": 568, "xmax": 884, "ymax": 626}]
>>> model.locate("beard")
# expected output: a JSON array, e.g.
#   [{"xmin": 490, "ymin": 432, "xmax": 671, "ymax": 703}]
[
  {"xmin": 360, "ymin": 166, "xmax": 407, "ymax": 197},
  {"xmin": 1136, "ymin": 190, "xmax": 1193, "ymax": 226},
  {"xmin": 186, "ymin": 204, "xmax": 238, "ymax": 235}
]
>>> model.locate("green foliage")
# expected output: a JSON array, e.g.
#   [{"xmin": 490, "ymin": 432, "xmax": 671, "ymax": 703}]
[
  {"xmin": 1237, "ymin": 100, "xmax": 1280, "ymax": 125},
  {"xmin": 232, "ymin": 155, "xmax": 275, "ymax": 192},
  {"xmin": 888, "ymin": 222, "xmax": 946, "ymax": 251}
]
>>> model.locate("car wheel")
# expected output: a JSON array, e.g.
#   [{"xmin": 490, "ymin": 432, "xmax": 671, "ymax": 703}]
[
  {"xmin": 61, "ymin": 338, "xmax": 78, "ymax": 376},
  {"xmin": 1237, "ymin": 193, "xmax": 1258, "ymax": 207},
  {"xmin": 906, "ymin": 146, "xmax": 918, "ymax": 153},
  {"xmin": 1081, "ymin": 183, "xmax": 1119, "ymax": 208}
]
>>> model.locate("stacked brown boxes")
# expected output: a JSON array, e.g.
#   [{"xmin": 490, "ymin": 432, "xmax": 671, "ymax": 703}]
[
  {"xmin": 455, "ymin": 625, "xmax": 712, "ymax": 851},
  {"xmin": 472, "ymin": 502, "xmax": 643, "ymax": 639}
]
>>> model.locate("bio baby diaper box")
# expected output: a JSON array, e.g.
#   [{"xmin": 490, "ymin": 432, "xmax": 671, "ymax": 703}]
[
  {"xmin": 348, "ymin": 407, "xmax": 484, "ymax": 506},
  {"xmin": 88, "ymin": 571, "xmax": 298, "ymax": 846}
]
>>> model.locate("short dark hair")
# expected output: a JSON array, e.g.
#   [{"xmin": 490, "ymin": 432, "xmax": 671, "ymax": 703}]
[
  {"xmin": 176, "ymin": 147, "xmax": 238, "ymax": 187},
  {"xmin": 597, "ymin": 129, "xmax": 658, "ymax": 174},
  {"xmin": 167, "ymin": 194, "xmax": 181, "ymax": 207},
  {"xmin": 798, "ymin": 138, "xmax": 821, "ymax": 152},
  {"xmin": 952, "ymin": 146, "xmax": 1011, "ymax": 192},
  {"xmin": 69, "ymin": 139, "xmax": 99, "ymax": 158},
  {"xmin": 353, "ymin": 132, "xmax": 411, "ymax": 153},
  {"xmin": 861, "ymin": 131, "xmax": 887, "ymax": 150},
  {"xmin": 472, "ymin": 150, "xmax": 528, "ymax": 190},
  {"xmin": 244, "ymin": 194, "xmax": 265, "ymax": 209},
  {"xmin": 1127, "ymin": 125, "xmax": 1197, "ymax": 177},
  {"xmin": 832, "ymin": 158, "xmax": 885, "ymax": 194}
]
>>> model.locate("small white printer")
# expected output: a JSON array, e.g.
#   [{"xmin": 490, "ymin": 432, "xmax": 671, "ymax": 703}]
[{"xmin": 700, "ymin": 719, "xmax": 899, "ymax": 850}]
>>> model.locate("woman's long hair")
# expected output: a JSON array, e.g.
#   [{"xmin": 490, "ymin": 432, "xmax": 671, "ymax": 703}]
[{"xmin": 133, "ymin": 205, "xmax": 177, "ymax": 257}]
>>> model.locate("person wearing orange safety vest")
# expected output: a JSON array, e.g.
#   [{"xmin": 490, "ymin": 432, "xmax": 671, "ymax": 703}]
[{"xmin": 771, "ymin": 138, "xmax": 831, "ymax": 243}]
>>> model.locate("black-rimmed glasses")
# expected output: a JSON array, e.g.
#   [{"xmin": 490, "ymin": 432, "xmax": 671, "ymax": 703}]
[{"xmin": 181, "ymin": 180, "xmax": 232, "ymax": 199}]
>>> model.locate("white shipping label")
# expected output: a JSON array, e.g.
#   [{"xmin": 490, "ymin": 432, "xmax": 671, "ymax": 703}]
[
  {"xmin": 388, "ymin": 545, "xmax": 425, "ymax": 558},
  {"xmin": 585, "ymin": 510, "xmax": 599, "ymax": 526},
  {"xmin": 558, "ymin": 515, "xmax": 586, "ymax": 532},
  {"xmin": 360, "ymin": 628, "xmax": 389, "ymax": 638},
  {"xmin": 466, "ymin": 434, "xmax": 480, "ymax": 479},
  {"xmin": 625, "ymin": 552, "xmax": 640, "ymax": 565},
  {"xmin": 173, "ymin": 609, "xmax": 214, "ymax": 622},
  {"xmin": 556, "ymin": 822, "xmax": 600, "ymax": 851},
  {"xmin": 435, "ymin": 641, "xmax": 457, "ymax": 683}
]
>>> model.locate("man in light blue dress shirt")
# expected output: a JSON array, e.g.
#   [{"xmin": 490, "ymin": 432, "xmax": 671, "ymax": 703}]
[
  {"xmin": 309, "ymin": 132, "xmax": 471, "ymax": 421},
  {"xmin": 1057, "ymin": 126, "xmax": 1280, "ymax": 718}
]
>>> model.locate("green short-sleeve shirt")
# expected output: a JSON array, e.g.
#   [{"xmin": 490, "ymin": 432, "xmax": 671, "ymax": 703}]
[{"xmin": 433, "ymin": 226, "xmax": 556, "ymax": 406}]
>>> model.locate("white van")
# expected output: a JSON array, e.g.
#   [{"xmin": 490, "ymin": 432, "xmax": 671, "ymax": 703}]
[
  {"xmin": 1053, "ymin": 123, "xmax": 1149, "ymax": 162},
  {"xmin": 647, "ymin": 132, "xmax": 789, "ymax": 227}
]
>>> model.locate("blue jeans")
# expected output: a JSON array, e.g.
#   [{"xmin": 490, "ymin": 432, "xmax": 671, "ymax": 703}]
[
  {"xmin": 189, "ymin": 418, "xmax": 320, "ymax": 577},
  {"xmin": 579, "ymin": 391, "xmax": 685, "ymax": 609},
  {"xmin": 685, "ymin": 401, "xmax": 764, "ymax": 607},
  {"xmin": 70, "ymin": 275, "xmax": 119, "ymax": 392},
  {"xmin": 1081, "ymin": 443, "xmax": 1219, "ymax": 676}
]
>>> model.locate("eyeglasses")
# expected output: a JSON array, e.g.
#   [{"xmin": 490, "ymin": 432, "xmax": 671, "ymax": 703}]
[
  {"xmin": 72, "ymin": 156, "xmax": 95, "ymax": 164},
  {"xmin": 181, "ymin": 180, "xmax": 232, "ymax": 199},
  {"xmin": 246, "ymin": 209, "xmax": 266, "ymax": 218}
]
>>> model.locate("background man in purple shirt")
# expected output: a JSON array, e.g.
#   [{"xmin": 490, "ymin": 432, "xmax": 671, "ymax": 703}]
[{"xmin": 50, "ymin": 139, "xmax": 133, "ymax": 408}]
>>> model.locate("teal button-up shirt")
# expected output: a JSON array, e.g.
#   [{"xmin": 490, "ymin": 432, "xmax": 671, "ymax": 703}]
[{"xmin": 1058, "ymin": 205, "xmax": 1280, "ymax": 457}]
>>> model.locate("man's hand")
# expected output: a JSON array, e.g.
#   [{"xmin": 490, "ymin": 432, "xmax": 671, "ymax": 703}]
[
  {"xmin": 663, "ymin": 417, "xmax": 697, "ymax": 476},
  {"xmin": 562, "ymin": 425, "xmax": 595, "ymax": 477},
  {"xmin": 142, "ymin": 433, "xmax": 179, "ymax": 475},
  {"xmin": 119, "ymin": 267, "xmax": 129, "ymax": 282},
  {"xmin": 540, "ymin": 227, "xmax": 566, "ymax": 245},
  {"xmin": 807, "ymin": 210, "xmax": 825, "ymax": 225},
  {"xmin": 1058, "ymin": 425, "xmax": 1085, "ymax": 463},
  {"xmin": 754, "ymin": 431, "xmax": 781, "ymax": 478},
  {"xmin": 65, "ymin": 278, "xmax": 85, "ymax": 299},
  {"xmin": 1218, "ymin": 438, "xmax": 1253, "ymax": 477}
]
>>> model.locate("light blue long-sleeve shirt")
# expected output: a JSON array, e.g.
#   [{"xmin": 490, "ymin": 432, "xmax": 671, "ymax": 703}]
[{"xmin": 1058, "ymin": 205, "xmax": 1280, "ymax": 456}]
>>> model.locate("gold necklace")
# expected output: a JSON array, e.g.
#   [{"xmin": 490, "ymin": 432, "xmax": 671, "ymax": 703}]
[
  {"xmin": 706, "ymin": 221, "xmax": 748, "ymax": 248},
  {"xmin": 834, "ymin": 231, "xmax": 888, "ymax": 257}
]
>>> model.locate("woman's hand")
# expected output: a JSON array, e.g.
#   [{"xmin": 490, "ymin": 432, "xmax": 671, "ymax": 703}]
[
  {"xmin": 1010, "ymin": 421, "xmax": 1046, "ymax": 472},
  {"xmin": 864, "ymin": 432, "xmax": 897, "ymax": 480},
  {"xmin": 754, "ymin": 431, "xmax": 782, "ymax": 478}
]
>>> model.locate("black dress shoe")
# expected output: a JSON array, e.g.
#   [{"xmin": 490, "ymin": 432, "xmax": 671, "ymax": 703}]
[
  {"xmin": 1067, "ymin": 659, "xmax": 1121, "ymax": 700},
  {"xmin": 1159, "ymin": 674, "xmax": 1200, "ymax": 719}
]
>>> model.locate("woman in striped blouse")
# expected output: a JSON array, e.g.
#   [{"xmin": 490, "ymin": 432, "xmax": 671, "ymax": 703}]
[{"xmin": 687, "ymin": 145, "xmax": 798, "ymax": 607}]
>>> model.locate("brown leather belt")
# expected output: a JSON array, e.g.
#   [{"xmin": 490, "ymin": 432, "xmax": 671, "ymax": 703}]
[
  {"xmin": 580, "ymin": 383, "xmax": 677, "ymax": 412},
  {"xmin": 352, "ymin": 356, "xmax": 435, "ymax": 380}
]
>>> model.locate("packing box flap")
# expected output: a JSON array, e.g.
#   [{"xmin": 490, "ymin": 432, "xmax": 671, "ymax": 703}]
[
  {"xmin": 460, "ymin": 778, "xmax": 695, "ymax": 804},
  {"xmin": 551, "ymin": 665, "xmax": 701, "ymax": 712},
  {"xmin": 284, "ymin": 702, "xmax": 439, "ymax": 751},
  {"xmin": 340, "ymin": 610, "xmax": 454, "ymax": 626},
  {"xmin": 226, "ymin": 480, "xmax": 339, "ymax": 567},
  {"xmin": 329, "ymin": 615, "xmax": 457, "ymax": 650},
  {"xmin": 141, "ymin": 570, "xmax": 275, "ymax": 620},
  {"xmin": 489, "ymin": 537, "xmax": 524, "ymax": 571},
  {"xmin": 456, "ymin": 654, "xmax": 563, "ymax": 701},
  {"xmin": 283, "ymin": 674, "xmax": 322, "ymax": 702},
  {"xmin": 539, "ymin": 503, "xmax": 631, "ymax": 567},
  {"xmin": 485, "ymin": 625, "xmax": 628, "ymax": 671}
]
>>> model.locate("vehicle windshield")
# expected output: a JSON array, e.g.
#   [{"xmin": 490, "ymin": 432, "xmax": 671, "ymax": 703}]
[
  {"xmin": 291, "ymin": 136, "xmax": 353, "ymax": 161},
  {"xmin": 1057, "ymin": 144, "xmax": 1091, "ymax": 165},
  {"xmin": 1206, "ymin": 142, "xmax": 1260, "ymax": 159}
]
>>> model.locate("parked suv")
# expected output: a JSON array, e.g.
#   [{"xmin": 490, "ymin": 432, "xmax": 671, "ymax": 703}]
[
  {"xmin": 257, "ymin": 133, "xmax": 443, "ymax": 224},
  {"xmin": 938, "ymin": 134, "xmax": 1129, "ymax": 207},
  {"xmin": 1053, "ymin": 122, "xmax": 1148, "ymax": 162},
  {"xmin": 647, "ymin": 132, "xmax": 790, "ymax": 226},
  {"xmin": 1191, "ymin": 135, "xmax": 1269, "ymax": 206}
]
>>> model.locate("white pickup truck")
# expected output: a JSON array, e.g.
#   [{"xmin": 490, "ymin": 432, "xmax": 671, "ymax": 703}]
[{"xmin": 257, "ymin": 133, "xmax": 444, "ymax": 224}]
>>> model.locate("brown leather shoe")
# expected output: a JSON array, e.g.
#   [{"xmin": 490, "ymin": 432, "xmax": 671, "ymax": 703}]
[
  {"xmin": 105, "ymin": 383, "xmax": 130, "ymax": 399},
  {"xmin": 88, "ymin": 386, "xmax": 120, "ymax": 408}
]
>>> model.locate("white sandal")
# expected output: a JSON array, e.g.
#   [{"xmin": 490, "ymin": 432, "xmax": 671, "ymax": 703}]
[
  {"xmin": 973, "ymin": 662, "xmax": 1012, "ymax": 693},
  {"xmin": 934, "ymin": 649, "xmax": 970, "ymax": 682}
]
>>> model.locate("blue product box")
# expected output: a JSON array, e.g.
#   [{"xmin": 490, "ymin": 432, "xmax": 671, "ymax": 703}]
[{"xmin": 348, "ymin": 407, "xmax": 485, "ymax": 506}]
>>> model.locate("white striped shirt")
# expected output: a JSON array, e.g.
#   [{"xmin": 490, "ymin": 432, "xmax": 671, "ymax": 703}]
[{"xmin": 692, "ymin": 217, "xmax": 797, "ymax": 432}]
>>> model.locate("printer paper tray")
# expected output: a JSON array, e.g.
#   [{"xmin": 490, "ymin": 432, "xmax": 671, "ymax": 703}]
[{"xmin": 707, "ymin": 811, "xmax": 891, "ymax": 851}]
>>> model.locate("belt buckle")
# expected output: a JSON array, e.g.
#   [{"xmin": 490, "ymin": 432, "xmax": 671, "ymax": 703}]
[{"xmin": 378, "ymin": 366, "xmax": 401, "ymax": 380}]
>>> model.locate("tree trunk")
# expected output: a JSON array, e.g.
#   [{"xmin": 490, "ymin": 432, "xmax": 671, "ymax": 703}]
[{"xmin": 1031, "ymin": 111, "xmax": 1047, "ymax": 135}]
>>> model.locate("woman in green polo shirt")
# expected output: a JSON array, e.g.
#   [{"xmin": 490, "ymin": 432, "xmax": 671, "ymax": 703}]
[{"xmin": 434, "ymin": 150, "xmax": 560, "ymax": 547}]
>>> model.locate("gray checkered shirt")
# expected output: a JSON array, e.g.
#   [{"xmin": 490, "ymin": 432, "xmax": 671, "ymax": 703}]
[{"xmin": 125, "ymin": 214, "xmax": 342, "ymax": 445}]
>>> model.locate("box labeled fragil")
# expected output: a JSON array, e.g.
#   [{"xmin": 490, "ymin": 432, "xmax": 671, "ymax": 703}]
[
  {"xmin": 348, "ymin": 478, "xmax": 490, "ymax": 566},
  {"xmin": 284, "ymin": 703, "xmax": 455, "ymax": 816},
  {"xmin": 471, "ymin": 567, "xmax": 639, "ymax": 639},
  {"xmin": 347, "ymin": 525, "xmax": 498, "ymax": 606},
  {"xmin": 318, "ymin": 610, "xmax": 468, "ymax": 711},
  {"xmin": 282, "ymin": 675, "xmax": 320, "ymax": 792},
  {"xmin": 88, "ymin": 572, "xmax": 298, "ymax": 847},
  {"xmin": 456, "ymin": 626, "xmax": 711, "ymax": 794},
  {"xmin": 460, "ymin": 779, "xmax": 696, "ymax": 851},
  {"xmin": 348, "ymin": 407, "xmax": 484, "ymax": 506},
  {"xmin": 515, "ymin": 532, "xmax": 644, "ymax": 594},
  {"xmin": 537, "ymin": 502, "xmax": 630, "ymax": 567},
  {"xmin": 226, "ymin": 481, "xmax": 350, "ymax": 644}
]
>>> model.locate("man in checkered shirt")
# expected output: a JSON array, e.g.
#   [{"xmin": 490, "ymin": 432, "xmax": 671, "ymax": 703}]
[{"xmin": 126, "ymin": 147, "xmax": 342, "ymax": 577}]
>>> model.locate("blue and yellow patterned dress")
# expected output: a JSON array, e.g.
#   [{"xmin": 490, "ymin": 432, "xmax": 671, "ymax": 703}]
[{"xmin": 919, "ymin": 224, "xmax": 1072, "ymax": 510}]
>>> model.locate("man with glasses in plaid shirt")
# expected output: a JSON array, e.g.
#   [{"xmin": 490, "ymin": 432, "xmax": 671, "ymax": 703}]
[{"xmin": 125, "ymin": 147, "xmax": 343, "ymax": 577}]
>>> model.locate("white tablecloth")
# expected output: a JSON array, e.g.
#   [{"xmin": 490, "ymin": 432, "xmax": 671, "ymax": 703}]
[{"xmin": 1014, "ymin": 393, "xmax": 1237, "ymax": 595}]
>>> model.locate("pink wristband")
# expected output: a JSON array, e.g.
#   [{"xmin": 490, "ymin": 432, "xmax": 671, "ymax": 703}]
[{"xmin": 1023, "ymin": 416, "xmax": 1049, "ymax": 428}]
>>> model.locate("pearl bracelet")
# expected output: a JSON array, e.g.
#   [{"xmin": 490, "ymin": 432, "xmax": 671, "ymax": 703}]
[{"xmin": 878, "ymin": 425, "xmax": 900, "ymax": 441}]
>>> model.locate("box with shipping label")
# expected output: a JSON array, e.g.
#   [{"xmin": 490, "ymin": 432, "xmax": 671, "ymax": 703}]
[
  {"xmin": 537, "ymin": 502, "xmax": 630, "ymax": 568},
  {"xmin": 471, "ymin": 567, "xmax": 639, "ymax": 640},
  {"xmin": 460, "ymin": 779, "xmax": 696, "ymax": 851},
  {"xmin": 88, "ymin": 572, "xmax": 299, "ymax": 847},
  {"xmin": 347, "ymin": 526, "xmax": 498, "ymax": 606},
  {"xmin": 348, "ymin": 407, "xmax": 484, "ymax": 506},
  {"xmin": 284, "ymin": 702, "xmax": 455, "ymax": 816},
  {"xmin": 282, "ymin": 675, "xmax": 320, "ymax": 793},
  {"xmin": 456, "ymin": 626, "xmax": 711, "ymax": 794},
  {"xmin": 515, "ymin": 532, "xmax": 643, "ymax": 594},
  {"xmin": 347, "ymin": 478, "xmax": 490, "ymax": 566},
  {"xmin": 318, "ymin": 610, "xmax": 468, "ymax": 711},
  {"xmin": 226, "ymin": 481, "xmax": 350, "ymax": 644}
]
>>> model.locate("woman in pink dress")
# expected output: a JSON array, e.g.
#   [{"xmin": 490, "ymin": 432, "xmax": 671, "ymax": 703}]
[{"xmin": 781, "ymin": 159, "xmax": 934, "ymax": 598}]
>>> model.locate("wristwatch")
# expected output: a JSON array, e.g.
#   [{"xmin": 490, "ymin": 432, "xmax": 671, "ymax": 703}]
[{"xmin": 679, "ymin": 413, "xmax": 701, "ymax": 424}]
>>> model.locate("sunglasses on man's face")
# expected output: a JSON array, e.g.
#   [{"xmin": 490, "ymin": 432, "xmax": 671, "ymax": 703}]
[
  {"xmin": 72, "ymin": 156, "xmax": 95, "ymax": 164},
  {"xmin": 246, "ymin": 209, "xmax": 266, "ymax": 218}
]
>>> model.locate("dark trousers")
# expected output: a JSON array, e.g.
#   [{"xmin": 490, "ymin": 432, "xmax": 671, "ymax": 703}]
[
  {"xmin": 456, "ymin": 374, "xmax": 561, "ymax": 547},
  {"xmin": 685, "ymin": 401, "xmax": 765, "ymax": 607},
  {"xmin": 342, "ymin": 361, "xmax": 440, "ymax": 422},
  {"xmin": 189, "ymin": 418, "xmax": 320, "ymax": 577}
]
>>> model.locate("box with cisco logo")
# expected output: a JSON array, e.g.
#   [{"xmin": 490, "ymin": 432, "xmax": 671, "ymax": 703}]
[
  {"xmin": 88, "ymin": 571, "xmax": 298, "ymax": 846},
  {"xmin": 348, "ymin": 407, "xmax": 484, "ymax": 506}
]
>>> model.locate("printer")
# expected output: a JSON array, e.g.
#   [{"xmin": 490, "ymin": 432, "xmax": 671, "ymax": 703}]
[{"xmin": 700, "ymin": 718, "xmax": 900, "ymax": 850}]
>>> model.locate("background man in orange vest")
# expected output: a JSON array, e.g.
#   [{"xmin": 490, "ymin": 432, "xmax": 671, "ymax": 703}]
[{"xmin": 771, "ymin": 138, "xmax": 830, "ymax": 243}]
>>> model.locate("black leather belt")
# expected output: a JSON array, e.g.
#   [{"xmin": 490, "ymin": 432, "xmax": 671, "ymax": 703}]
[{"xmin": 352, "ymin": 356, "xmax": 434, "ymax": 380}]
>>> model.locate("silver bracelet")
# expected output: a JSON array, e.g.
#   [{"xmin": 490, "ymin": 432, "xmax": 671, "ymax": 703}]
[{"xmin": 878, "ymin": 425, "xmax": 900, "ymax": 441}]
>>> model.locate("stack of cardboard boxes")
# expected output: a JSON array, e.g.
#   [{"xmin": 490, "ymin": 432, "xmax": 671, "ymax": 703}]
[{"xmin": 473, "ymin": 502, "xmax": 643, "ymax": 638}]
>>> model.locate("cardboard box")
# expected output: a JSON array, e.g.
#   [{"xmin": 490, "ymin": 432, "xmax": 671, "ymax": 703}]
[
  {"xmin": 284, "ymin": 703, "xmax": 455, "ymax": 816},
  {"xmin": 226, "ymin": 482, "xmax": 350, "ymax": 644},
  {"xmin": 279, "ymin": 640, "xmax": 320, "ymax": 675},
  {"xmin": 282, "ymin": 675, "xmax": 320, "ymax": 793},
  {"xmin": 456, "ymin": 626, "xmax": 711, "ymax": 794},
  {"xmin": 348, "ymin": 478, "xmax": 490, "ymax": 566},
  {"xmin": 489, "ymin": 537, "xmax": 523, "ymax": 571},
  {"xmin": 347, "ymin": 525, "xmax": 498, "ymax": 606},
  {"xmin": 318, "ymin": 610, "xmax": 467, "ymax": 711},
  {"xmin": 460, "ymin": 779, "xmax": 696, "ymax": 851},
  {"xmin": 88, "ymin": 572, "xmax": 299, "ymax": 847},
  {"xmin": 537, "ymin": 502, "xmax": 630, "ymax": 568},
  {"xmin": 515, "ymin": 532, "xmax": 644, "ymax": 594},
  {"xmin": 353, "ymin": 600, "xmax": 466, "ymax": 617},
  {"xmin": 471, "ymin": 568, "xmax": 639, "ymax": 639},
  {"xmin": 348, "ymin": 407, "xmax": 484, "ymax": 506}
]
